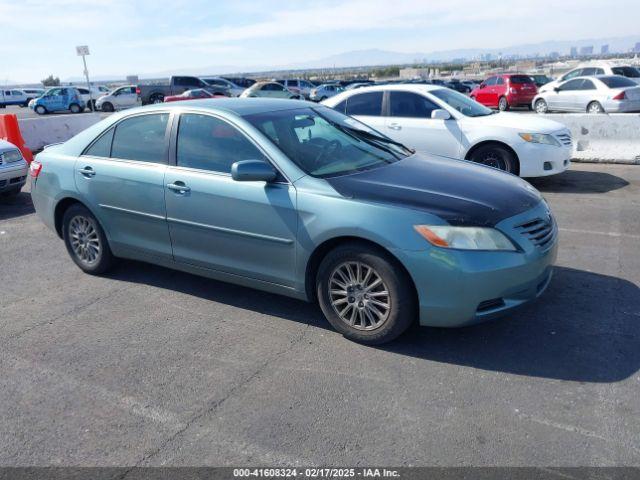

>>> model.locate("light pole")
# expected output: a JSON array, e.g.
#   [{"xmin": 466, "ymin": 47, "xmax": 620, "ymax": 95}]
[{"xmin": 76, "ymin": 45, "xmax": 93, "ymax": 111}]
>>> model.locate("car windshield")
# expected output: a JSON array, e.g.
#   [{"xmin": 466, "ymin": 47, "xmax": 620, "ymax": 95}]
[
  {"xmin": 600, "ymin": 76, "xmax": 637, "ymax": 88},
  {"xmin": 244, "ymin": 106, "xmax": 412, "ymax": 178},
  {"xmin": 430, "ymin": 88, "xmax": 494, "ymax": 117}
]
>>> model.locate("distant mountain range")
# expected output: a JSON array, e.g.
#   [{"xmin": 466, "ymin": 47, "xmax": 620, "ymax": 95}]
[{"xmin": 63, "ymin": 34, "xmax": 640, "ymax": 82}]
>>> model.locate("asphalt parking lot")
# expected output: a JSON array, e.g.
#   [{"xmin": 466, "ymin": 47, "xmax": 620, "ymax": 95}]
[{"xmin": 0, "ymin": 163, "xmax": 639, "ymax": 467}]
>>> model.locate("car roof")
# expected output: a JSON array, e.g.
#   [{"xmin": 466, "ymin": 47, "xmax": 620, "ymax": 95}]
[
  {"xmin": 331, "ymin": 83, "xmax": 444, "ymax": 94},
  {"xmin": 124, "ymin": 98, "xmax": 317, "ymax": 116}
]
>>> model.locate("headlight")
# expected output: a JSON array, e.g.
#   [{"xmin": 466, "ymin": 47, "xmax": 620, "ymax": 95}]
[
  {"xmin": 519, "ymin": 133, "xmax": 561, "ymax": 147},
  {"xmin": 414, "ymin": 225, "xmax": 517, "ymax": 251}
]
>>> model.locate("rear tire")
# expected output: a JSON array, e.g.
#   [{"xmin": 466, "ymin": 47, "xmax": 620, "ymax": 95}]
[
  {"xmin": 470, "ymin": 144, "xmax": 518, "ymax": 174},
  {"xmin": 498, "ymin": 96, "xmax": 509, "ymax": 111},
  {"xmin": 69, "ymin": 103, "xmax": 81, "ymax": 114},
  {"xmin": 62, "ymin": 204, "xmax": 115, "ymax": 275},
  {"xmin": 150, "ymin": 93, "xmax": 164, "ymax": 104},
  {"xmin": 316, "ymin": 243, "xmax": 415, "ymax": 345},
  {"xmin": 587, "ymin": 101, "xmax": 604, "ymax": 114}
]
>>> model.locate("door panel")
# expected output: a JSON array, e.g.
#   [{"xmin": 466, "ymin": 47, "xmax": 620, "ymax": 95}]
[
  {"xmin": 75, "ymin": 158, "xmax": 172, "ymax": 259},
  {"xmin": 165, "ymin": 170, "xmax": 298, "ymax": 286}
]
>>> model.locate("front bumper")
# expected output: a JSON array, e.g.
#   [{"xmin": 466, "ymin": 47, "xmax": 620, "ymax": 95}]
[
  {"xmin": 394, "ymin": 201, "xmax": 558, "ymax": 328},
  {"xmin": 515, "ymin": 140, "xmax": 572, "ymax": 178},
  {"xmin": 0, "ymin": 160, "xmax": 28, "ymax": 192}
]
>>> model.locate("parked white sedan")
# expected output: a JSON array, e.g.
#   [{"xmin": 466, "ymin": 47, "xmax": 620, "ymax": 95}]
[{"xmin": 323, "ymin": 84, "xmax": 572, "ymax": 177}]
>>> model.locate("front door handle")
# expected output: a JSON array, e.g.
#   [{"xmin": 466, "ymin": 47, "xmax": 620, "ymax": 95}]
[
  {"xmin": 78, "ymin": 166, "xmax": 95, "ymax": 177},
  {"xmin": 167, "ymin": 181, "xmax": 191, "ymax": 194},
  {"xmin": 388, "ymin": 123, "xmax": 402, "ymax": 131}
]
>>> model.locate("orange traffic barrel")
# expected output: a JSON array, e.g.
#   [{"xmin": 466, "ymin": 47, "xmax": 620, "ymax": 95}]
[{"xmin": 0, "ymin": 114, "xmax": 33, "ymax": 163}]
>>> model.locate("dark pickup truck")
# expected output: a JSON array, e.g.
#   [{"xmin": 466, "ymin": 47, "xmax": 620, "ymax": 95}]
[{"xmin": 139, "ymin": 76, "xmax": 229, "ymax": 105}]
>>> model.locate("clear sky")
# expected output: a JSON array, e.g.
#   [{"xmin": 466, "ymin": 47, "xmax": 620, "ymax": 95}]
[{"xmin": 1, "ymin": 0, "xmax": 639, "ymax": 83}]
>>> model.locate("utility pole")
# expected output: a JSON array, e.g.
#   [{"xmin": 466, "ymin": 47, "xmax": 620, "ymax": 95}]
[{"xmin": 76, "ymin": 45, "xmax": 93, "ymax": 111}]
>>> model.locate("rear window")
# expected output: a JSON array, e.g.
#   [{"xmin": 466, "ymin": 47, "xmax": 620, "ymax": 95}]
[
  {"xmin": 612, "ymin": 67, "xmax": 640, "ymax": 78},
  {"xmin": 600, "ymin": 76, "xmax": 637, "ymax": 88},
  {"xmin": 509, "ymin": 75, "xmax": 534, "ymax": 84}
]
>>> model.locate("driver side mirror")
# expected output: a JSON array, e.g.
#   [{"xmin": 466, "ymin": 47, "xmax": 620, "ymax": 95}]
[
  {"xmin": 480, "ymin": 83, "xmax": 486, "ymax": 89},
  {"xmin": 554, "ymin": 87, "xmax": 561, "ymax": 93},
  {"xmin": 431, "ymin": 109, "xmax": 451, "ymax": 120},
  {"xmin": 231, "ymin": 160, "xmax": 277, "ymax": 182}
]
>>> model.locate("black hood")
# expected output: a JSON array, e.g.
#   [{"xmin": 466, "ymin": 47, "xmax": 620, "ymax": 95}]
[{"xmin": 325, "ymin": 154, "xmax": 542, "ymax": 226}]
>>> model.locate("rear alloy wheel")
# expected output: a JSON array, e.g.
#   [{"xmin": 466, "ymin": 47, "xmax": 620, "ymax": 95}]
[
  {"xmin": 63, "ymin": 204, "xmax": 115, "ymax": 274},
  {"xmin": 470, "ymin": 144, "xmax": 517, "ymax": 174},
  {"xmin": 35, "ymin": 105, "xmax": 47, "ymax": 115},
  {"xmin": 498, "ymin": 96, "xmax": 509, "ymax": 111},
  {"xmin": 587, "ymin": 101, "xmax": 605, "ymax": 114},
  {"xmin": 150, "ymin": 93, "xmax": 164, "ymax": 104},
  {"xmin": 317, "ymin": 243, "xmax": 415, "ymax": 345},
  {"xmin": 69, "ymin": 103, "xmax": 81, "ymax": 114},
  {"xmin": 535, "ymin": 98, "xmax": 548, "ymax": 114}
]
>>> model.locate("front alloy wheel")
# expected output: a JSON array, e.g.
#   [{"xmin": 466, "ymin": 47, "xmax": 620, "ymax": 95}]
[
  {"xmin": 535, "ymin": 99, "xmax": 548, "ymax": 114},
  {"xmin": 329, "ymin": 261, "xmax": 391, "ymax": 331},
  {"xmin": 317, "ymin": 243, "xmax": 415, "ymax": 344}
]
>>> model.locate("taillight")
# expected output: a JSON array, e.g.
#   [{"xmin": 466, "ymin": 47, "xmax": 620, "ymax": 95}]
[
  {"xmin": 30, "ymin": 160, "xmax": 43, "ymax": 178},
  {"xmin": 612, "ymin": 91, "xmax": 626, "ymax": 100},
  {"xmin": 135, "ymin": 86, "xmax": 141, "ymax": 95}
]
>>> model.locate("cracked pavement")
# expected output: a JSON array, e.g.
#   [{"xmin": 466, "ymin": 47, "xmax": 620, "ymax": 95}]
[{"xmin": 1, "ymin": 164, "xmax": 639, "ymax": 466}]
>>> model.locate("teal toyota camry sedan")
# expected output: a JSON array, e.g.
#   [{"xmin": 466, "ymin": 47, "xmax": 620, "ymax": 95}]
[{"xmin": 30, "ymin": 98, "xmax": 557, "ymax": 344}]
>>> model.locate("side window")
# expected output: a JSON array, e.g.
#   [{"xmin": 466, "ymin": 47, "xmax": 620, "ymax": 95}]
[
  {"xmin": 484, "ymin": 77, "xmax": 497, "ymax": 86},
  {"xmin": 333, "ymin": 100, "xmax": 347, "ymax": 114},
  {"xmin": 389, "ymin": 91, "xmax": 439, "ymax": 118},
  {"xmin": 84, "ymin": 128, "xmax": 115, "ymax": 157},
  {"xmin": 496, "ymin": 77, "xmax": 505, "ymax": 85},
  {"xmin": 580, "ymin": 80, "xmax": 596, "ymax": 90},
  {"xmin": 559, "ymin": 79, "xmax": 584, "ymax": 91},
  {"xmin": 580, "ymin": 68, "xmax": 597, "ymax": 76},
  {"xmin": 111, "ymin": 114, "xmax": 169, "ymax": 162},
  {"xmin": 345, "ymin": 92, "xmax": 383, "ymax": 116},
  {"xmin": 563, "ymin": 69, "xmax": 582, "ymax": 81},
  {"xmin": 594, "ymin": 68, "xmax": 605, "ymax": 75},
  {"xmin": 176, "ymin": 113, "xmax": 265, "ymax": 173},
  {"xmin": 11, "ymin": 90, "xmax": 22, "ymax": 95}
]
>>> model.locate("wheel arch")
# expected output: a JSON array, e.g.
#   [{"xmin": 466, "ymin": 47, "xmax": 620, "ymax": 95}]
[
  {"xmin": 53, "ymin": 196, "xmax": 105, "ymax": 240},
  {"xmin": 464, "ymin": 140, "xmax": 521, "ymax": 175},
  {"xmin": 304, "ymin": 235, "xmax": 418, "ymax": 306}
]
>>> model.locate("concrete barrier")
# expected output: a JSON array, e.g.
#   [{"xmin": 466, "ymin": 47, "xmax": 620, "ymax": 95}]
[
  {"xmin": 18, "ymin": 113, "xmax": 107, "ymax": 151},
  {"xmin": 541, "ymin": 113, "xmax": 640, "ymax": 164}
]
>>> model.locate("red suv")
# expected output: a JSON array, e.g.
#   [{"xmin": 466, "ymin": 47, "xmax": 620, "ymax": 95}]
[{"xmin": 470, "ymin": 74, "xmax": 538, "ymax": 111}]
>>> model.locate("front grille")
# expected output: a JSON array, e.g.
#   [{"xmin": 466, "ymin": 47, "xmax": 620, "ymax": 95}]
[
  {"xmin": 516, "ymin": 215, "xmax": 556, "ymax": 250},
  {"xmin": 555, "ymin": 132, "xmax": 572, "ymax": 147}
]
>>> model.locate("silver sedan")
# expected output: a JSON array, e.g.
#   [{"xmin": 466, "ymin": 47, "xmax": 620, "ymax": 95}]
[{"xmin": 533, "ymin": 75, "xmax": 640, "ymax": 114}]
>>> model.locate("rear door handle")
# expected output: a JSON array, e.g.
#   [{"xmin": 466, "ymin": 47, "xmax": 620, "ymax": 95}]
[
  {"xmin": 388, "ymin": 123, "xmax": 402, "ymax": 131},
  {"xmin": 167, "ymin": 182, "xmax": 190, "ymax": 194},
  {"xmin": 78, "ymin": 166, "xmax": 95, "ymax": 177}
]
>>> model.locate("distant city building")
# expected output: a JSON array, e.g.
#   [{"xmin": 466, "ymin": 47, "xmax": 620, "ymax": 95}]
[
  {"xmin": 570, "ymin": 47, "xmax": 578, "ymax": 57},
  {"xmin": 549, "ymin": 51, "xmax": 560, "ymax": 60},
  {"xmin": 601, "ymin": 44, "xmax": 609, "ymax": 54},
  {"xmin": 580, "ymin": 46, "xmax": 594, "ymax": 56},
  {"xmin": 634, "ymin": 42, "xmax": 640, "ymax": 53}
]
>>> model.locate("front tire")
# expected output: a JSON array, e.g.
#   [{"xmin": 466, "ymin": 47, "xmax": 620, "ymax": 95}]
[
  {"xmin": 587, "ymin": 101, "xmax": 604, "ymax": 114},
  {"xmin": 35, "ymin": 105, "xmax": 47, "ymax": 115},
  {"xmin": 150, "ymin": 93, "xmax": 164, "ymax": 104},
  {"xmin": 101, "ymin": 102, "xmax": 114, "ymax": 112},
  {"xmin": 69, "ymin": 103, "xmax": 81, "ymax": 114},
  {"xmin": 62, "ymin": 204, "xmax": 115, "ymax": 275},
  {"xmin": 535, "ymin": 98, "xmax": 548, "ymax": 114},
  {"xmin": 470, "ymin": 144, "xmax": 518, "ymax": 174},
  {"xmin": 498, "ymin": 96, "xmax": 509, "ymax": 111},
  {"xmin": 316, "ymin": 243, "xmax": 415, "ymax": 345}
]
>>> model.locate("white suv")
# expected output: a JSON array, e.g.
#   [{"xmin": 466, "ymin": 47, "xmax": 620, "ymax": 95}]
[{"xmin": 323, "ymin": 84, "xmax": 572, "ymax": 178}]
